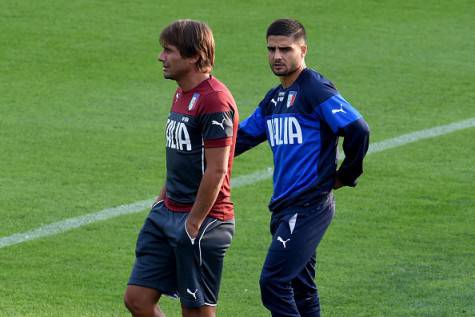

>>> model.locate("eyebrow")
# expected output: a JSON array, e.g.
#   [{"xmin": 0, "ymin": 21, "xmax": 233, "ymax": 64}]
[
  {"xmin": 267, "ymin": 46, "xmax": 292, "ymax": 50},
  {"xmin": 162, "ymin": 44, "xmax": 176, "ymax": 51}
]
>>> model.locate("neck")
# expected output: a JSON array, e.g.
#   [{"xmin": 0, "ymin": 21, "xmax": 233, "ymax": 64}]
[
  {"xmin": 177, "ymin": 72, "xmax": 211, "ymax": 92},
  {"xmin": 280, "ymin": 64, "xmax": 306, "ymax": 89}
]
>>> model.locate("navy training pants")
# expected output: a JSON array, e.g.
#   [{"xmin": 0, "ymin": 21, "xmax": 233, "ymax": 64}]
[{"xmin": 260, "ymin": 193, "xmax": 335, "ymax": 317}]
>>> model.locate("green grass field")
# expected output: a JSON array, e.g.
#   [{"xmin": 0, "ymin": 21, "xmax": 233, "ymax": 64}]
[{"xmin": 1, "ymin": 0, "xmax": 474, "ymax": 316}]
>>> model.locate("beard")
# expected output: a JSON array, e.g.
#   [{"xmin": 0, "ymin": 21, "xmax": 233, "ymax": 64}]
[
  {"xmin": 163, "ymin": 73, "xmax": 176, "ymax": 80},
  {"xmin": 162, "ymin": 66, "xmax": 187, "ymax": 81},
  {"xmin": 270, "ymin": 62, "xmax": 299, "ymax": 77}
]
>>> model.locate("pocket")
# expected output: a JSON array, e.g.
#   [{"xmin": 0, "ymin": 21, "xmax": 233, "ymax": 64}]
[
  {"xmin": 151, "ymin": 199, "xmax": 164, "ymax": 210},
  {"xmin": 183, "ymin": 219, "xmax": 197, "ymax": 245},
  {"xmin": 197, "ymin": 219, "xmax": 218, "ymax": 266}
]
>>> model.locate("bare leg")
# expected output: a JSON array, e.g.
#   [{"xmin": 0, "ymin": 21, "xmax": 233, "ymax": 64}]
[
  {"xmin": 181, "ymin": 305, "xmax": 216, "ymax": 317},
  {"xmin": 124, "ymin": 285, "xmax": 166, "ymax": 317}
]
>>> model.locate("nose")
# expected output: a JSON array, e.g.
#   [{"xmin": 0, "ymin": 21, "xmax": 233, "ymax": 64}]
[
  {"xmin": 158, "ymin": 51, "xmax": 165, "ymax": 62},
  {"xmin": 273, "ymin": 48, "xmax": 282, "ymax": 60}
]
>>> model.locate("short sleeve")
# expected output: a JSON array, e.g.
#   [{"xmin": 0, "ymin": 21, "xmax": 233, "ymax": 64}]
[{"xmin": 198, "ymin": 92, "xmax": 235, "ymax": 148}]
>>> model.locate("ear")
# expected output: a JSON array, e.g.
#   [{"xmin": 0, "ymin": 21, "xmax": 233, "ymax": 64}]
[
  {"xmin": 188, "ymin": 55, "xmax": 200, "ymax": 66},
  {"xmin": 300, "ymin": 44, "xmax": 308, "ymax": 58}
]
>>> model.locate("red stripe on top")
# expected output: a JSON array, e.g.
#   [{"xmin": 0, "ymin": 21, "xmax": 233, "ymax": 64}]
[{"xmin": 204, "ymin": 137, "xmax": 233, "ymax": 148}]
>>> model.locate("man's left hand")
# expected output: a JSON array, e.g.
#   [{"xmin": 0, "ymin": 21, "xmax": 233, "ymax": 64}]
[{"xmin": 185, "ymin": 216, "xmax": 202, "ymax": 239}]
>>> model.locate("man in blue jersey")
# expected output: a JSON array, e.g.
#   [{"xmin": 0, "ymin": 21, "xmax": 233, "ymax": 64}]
[{"xmin": 235, "ymin": 19, "xmax": 370, "ymax": 316}]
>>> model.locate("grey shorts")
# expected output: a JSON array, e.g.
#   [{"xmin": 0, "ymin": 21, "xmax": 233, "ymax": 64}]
[{"xmin": 128, "ymin": 201, "xmax": 235, "ymax": 308}]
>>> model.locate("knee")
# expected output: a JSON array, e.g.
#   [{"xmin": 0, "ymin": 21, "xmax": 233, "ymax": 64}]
[
  {"xmin": 259, "ymin": 277, "xmax": 272, "ymax": 308},
  {"xmin": 295, "ymin": 291, "xmax": 320, "ymax": 316},
  {"xmin": 259, "ymin": 274, "xmax": 278, "ymax": 299},
  {"xmin": 259, "ymin": 274, "xmax": 270, "ymax": 290},
  {"xmin": 124, "ymin": 289, "xmax": 151, "ymax": 315},
  {"xmin": 295, "ymin": 290, "xmax": 319, "ymax": 308},
  {"xmin": 123, "ymin": 290, "xmax": 138, "ymax": 313}
]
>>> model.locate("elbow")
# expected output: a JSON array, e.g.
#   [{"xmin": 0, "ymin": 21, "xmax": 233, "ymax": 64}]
[
  {"xmin": 344, "ymin": 118, "xmax": 370, "ymax": 148},
  {"xmin": 216, "ymin": 166, "xmax": 228, "ymax": 177},
  {"xmin": 207, "ymin": 166, "xmax": 228, "ymax": 181},
  {"xmin": 341, "ymin": 118, "xmax": 370, "ymax": 138},
  {"xmin": 362, "ymin": 120, "xmax": 370, "ymax": 137},
  {"xmin": 356, "ymin": 118, "xmax": 370, "ymax": 137}
]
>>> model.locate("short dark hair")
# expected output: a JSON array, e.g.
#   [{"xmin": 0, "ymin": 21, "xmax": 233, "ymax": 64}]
[
  {"xmin": 266, "ymin": 18, "xmax": 306, "ymax": 42},
  {"xmin": 160, "ymin": 19, "xmax": 215, "ymax": 73}
]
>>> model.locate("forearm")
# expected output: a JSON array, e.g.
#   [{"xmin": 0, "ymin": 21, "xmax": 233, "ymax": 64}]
[
  {"xmin": 186, "ymin": 146, "xmax": 230, "ymax": 234},
  {"xmin": 235, "ymin": 129, "xmax": 266, "ymax": 157},
  {"xmin": 337, "ymin": 118, "xmax": 370, "ymax": 186},
  {"xmin": 158, "ymin": 186, "xmax": 166, "ymax": 200},
  {"xmin": 187, "ymin": 168, "xmax": 226, "ymax": 227},
  {"xmin": 152, "ymin": 185, "xmax": 167, "ymax": 206},
  {"xmin": 155, "ymin": 185, "xmax": 167, "ymax": 202},
  {"xmin": 235, "ymin": 106, "xmax": 267, "ymax": 157}
]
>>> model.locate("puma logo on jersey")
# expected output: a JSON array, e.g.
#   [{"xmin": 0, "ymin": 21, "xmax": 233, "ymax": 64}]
[
  {"xmin": 266, "ymin": 117, "xmax": 303, "ymax": 147},
  {"xmin": 277, "ymin": 236, "xmax": 290, "ymax": 248},
  {"xmin": 186, "ymin": 288, "xmax": 198, "ymax": 300},
  {"xmin": 332, "ymin": 104, "xmax": 347, "ymax": 114},
  {"xmin": 166, "ymin": 119, "xmax": 192, "ymax": 151},
  {"xmin": 270, "ymin": 92, "xmax": 285, "ymax": 106},
  {"xmin": 211, "ymin": 118, "xmax": 226, "ymax": 130}
]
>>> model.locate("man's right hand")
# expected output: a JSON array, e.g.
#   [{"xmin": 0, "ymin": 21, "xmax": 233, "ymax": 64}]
[
  {"xmin": 333, "ymin": 178, "xmax": 344, "ymax": 190},
  {"xmin": 152, "ymin": 186, "xmax": 166, "ymax": 208}
]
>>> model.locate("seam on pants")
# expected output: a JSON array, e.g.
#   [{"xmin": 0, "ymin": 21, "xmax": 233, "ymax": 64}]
[
  {"xmin": 184, "ymin": 219, "xmax": 196, "ymax": 245},
  {"xmin": 199, "ymin": 219, "xmax": 218, "ymax": 266}
]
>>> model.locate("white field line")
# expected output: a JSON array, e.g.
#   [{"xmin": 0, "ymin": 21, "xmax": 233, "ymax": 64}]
[{"xmin": 1, "ymin": 117, "xmax": 475, "ymax": 249}]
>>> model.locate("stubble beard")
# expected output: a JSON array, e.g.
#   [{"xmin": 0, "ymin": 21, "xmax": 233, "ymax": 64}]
[
  {"xmin": 272, "ymin": 66, "xmax": 299, "ymax": 77},
  {"xmin": 271, "ymin": 62, "xmax": 299, "ymax": 77},
  {"xmin": 163, "ymin": 67, "xmax": 185, "ymax": 81}
]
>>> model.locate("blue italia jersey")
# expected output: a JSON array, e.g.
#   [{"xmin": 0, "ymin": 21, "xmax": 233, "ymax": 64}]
[{"xmin": 236, "ymin": 68, "xmax": 369, "ymax": 212}]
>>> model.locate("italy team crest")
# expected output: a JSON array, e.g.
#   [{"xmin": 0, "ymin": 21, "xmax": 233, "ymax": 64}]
[
  {"xmin": 188, "ymin": 93, "xmax": 200, "ymax": 111},
  {"xmin": 286, "ymin": 91, "xmax": 297, "ymax": 108}
]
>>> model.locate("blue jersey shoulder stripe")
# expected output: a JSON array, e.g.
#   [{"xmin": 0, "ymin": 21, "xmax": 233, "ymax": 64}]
[{"xmin": 317, "ymin": 95, "xmax": 362, "ymax": 133}]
